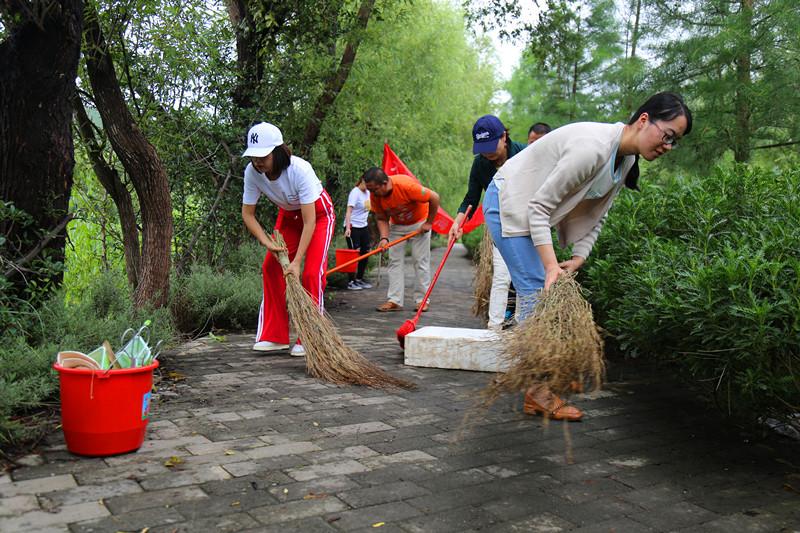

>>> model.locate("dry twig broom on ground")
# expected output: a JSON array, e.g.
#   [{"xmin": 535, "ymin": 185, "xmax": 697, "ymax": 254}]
[
  {"xmin": 267, "ymin": 232, "xmax": 415, "ymax": 390},
  {"xmin": 482, "ymin": 274, "xmax": 605, "ymax": 405},
  {"xmin": 471, "ymin": 226, "xmax": 494, "ymax": 320}
]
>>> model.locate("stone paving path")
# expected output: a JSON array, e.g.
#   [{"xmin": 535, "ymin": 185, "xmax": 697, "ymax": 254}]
[{"xmin": 2, "ymin": 246, "xmax": 799, "ymax": 532}]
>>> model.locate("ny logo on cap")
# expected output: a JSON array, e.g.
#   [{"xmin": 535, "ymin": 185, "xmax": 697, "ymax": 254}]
[
  {"xmin": 475, "ymin": 131, "xmax": 490, "ymax": 140},
  {"xmin": 250, "ymin": 133, "xmax": 259, "ymax": 144}
]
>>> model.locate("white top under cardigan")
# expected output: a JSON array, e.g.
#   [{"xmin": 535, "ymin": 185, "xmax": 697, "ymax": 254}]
[{"xmin": 493, "ymin": 122, "xmax": 635, "ymax": 259}]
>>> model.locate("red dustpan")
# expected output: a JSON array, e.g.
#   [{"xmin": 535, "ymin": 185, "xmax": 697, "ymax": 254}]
[{"xmin": 396, "ymin": 206, "xmax": 472, "ymax": 348}]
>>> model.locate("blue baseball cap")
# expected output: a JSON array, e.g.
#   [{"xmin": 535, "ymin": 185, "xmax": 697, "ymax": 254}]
[{"xmin": 472, "ymin": 115, "xmax": 505, "ymax": 154}]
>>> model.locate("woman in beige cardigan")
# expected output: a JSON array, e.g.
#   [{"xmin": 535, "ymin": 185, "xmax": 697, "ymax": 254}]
[{"xmin": 483, "ymin": 92, "xmax": 693, "ymax": 421}]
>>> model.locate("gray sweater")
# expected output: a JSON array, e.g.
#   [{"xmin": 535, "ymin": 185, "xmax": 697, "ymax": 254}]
[{"xmin": 494, "ymin": 122, "xmax": 635, "ymax": 259}]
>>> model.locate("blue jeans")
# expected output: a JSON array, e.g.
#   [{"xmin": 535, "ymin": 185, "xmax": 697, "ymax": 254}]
[{"xmin": 483, "ymin": 180, "xmax": 545, "ymax": 321}]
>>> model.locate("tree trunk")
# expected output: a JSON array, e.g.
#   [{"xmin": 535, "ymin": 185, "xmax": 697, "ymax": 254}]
[
  {"xmin": 73, "ymin": 96, "xmax": 142, "ymax": 288},
  {"xmin": 624, "ymin": 0, "xmax": 641, "ymax": 112},
  {"xmin": 83, "ymin": 4, "xmax": 173, "ymax": 308},
  {"xmin": 226, "ymin": 0, "xmax": 260, "ymax": 112},
  {"xmin": 733, "ymin": 0, "xmax": 753, "ymax": 163},
  {"xmin": 299, "ymin": 0, "xmax": 376, "ymax": 157},
  {"xmin": 630, "ymin": 0, "xmax": 641, "ymax": 60},
  {"xmin": 0, "ymin": 0, "xmax": 83, "ymax": 292}
]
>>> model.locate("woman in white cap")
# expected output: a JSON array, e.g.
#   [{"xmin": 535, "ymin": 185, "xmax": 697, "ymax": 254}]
[{"xmin": 241, "ymin": 122, "xmax": 335, "ymax": 356}]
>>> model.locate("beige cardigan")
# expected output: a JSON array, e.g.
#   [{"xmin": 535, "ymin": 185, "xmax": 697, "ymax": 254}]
[{"xmin": 494, "ymin": 122, "xmax": 635, "ymax": 259}]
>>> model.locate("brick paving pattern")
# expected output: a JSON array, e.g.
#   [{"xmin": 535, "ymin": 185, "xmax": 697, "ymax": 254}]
[{"xmin": 2, "ymin": 245, "xmax": 798, "ymax": 532}]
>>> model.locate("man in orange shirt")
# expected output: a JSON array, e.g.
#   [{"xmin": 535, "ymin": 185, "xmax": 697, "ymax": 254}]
[{"xmin": 362, "ymin": 167, "xmax": 440, "ymax": 312}]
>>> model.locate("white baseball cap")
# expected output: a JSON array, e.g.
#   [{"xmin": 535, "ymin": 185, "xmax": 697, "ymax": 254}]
[{"xmin": 242, "ymin": 122, "xmax": 283, "ymax": 157}]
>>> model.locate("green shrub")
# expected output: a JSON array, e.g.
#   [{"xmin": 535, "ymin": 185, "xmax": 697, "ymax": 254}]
[
  {"xmin": 460, "ymin": 227, "xmax": 484, "ymax": 260},
  {"xmin": 584, "ymin": 165, "xmax": 800, "ymax": 420},
  {"xmin": 171, "ymin": 263, "xmax": 262, "ymax": 334}
]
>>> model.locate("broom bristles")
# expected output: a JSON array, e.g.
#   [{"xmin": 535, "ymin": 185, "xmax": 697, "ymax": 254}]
[
  {"xmin": 270, "ymin": 233, "xmax": 415, "ymax": 390},
  {"xmin": 471, "ymin": 226, "xmax": 494, "ymax": 319},
  {"xmin": 481, "ymin": 274, "xmax": 605, "ymax": 406}
]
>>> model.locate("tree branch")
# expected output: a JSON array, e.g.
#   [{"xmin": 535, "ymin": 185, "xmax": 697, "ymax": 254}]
[
  {"xmin": 299, "ymin": 0, "xmax": 375, "ymax": 155},
  {"xmin": 752, "ymin": 140, "xmax": 800, "ymax": 150},
  {"xmin": 175, "ymin": 141, "xmax": 236, "ymax": 273},
  {"xmin": 4, "ymin": 213, "xmax": 75, "ymax": 278}
]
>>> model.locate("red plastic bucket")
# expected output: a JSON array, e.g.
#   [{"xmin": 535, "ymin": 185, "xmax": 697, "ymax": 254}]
[
  {"xmin": 334, "ymin": 248, "xmax": 361, "ymax": 273},
  {"xmin": 53, "ymin": 361, "xmax": 158, "ymax": 456}
]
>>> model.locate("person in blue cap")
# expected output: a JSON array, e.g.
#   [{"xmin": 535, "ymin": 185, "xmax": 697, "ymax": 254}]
[{"xmin": 448, "ymin": 115, "xmax": 545, "ymax": 330}]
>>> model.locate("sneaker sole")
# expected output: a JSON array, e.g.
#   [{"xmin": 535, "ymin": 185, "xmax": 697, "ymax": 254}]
[{"xmin": 252, "ymin": 344, "xmax": 290, "ymax": 352}]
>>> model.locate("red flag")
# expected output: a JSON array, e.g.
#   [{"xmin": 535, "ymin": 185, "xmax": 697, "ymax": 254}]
[{"xmin": 381, "ymin": 144, "xmax": 483, "ymax": 235}]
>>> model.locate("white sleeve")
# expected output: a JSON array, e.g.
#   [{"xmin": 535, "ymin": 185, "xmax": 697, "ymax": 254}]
[
  {"xmin": 293, "ymin": 159, "xmax": 322, "ymax": 204},
  {"xmin": 242, "ymin": 165, "xmax": 261, "ymax": 205},
  {"xmin": 347, "ymin": 188, "xmax": 359, "ymax": 208}
]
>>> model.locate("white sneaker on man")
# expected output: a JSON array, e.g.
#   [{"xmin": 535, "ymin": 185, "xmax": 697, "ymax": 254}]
[
  {"xmin": 355, "ymin": 279, "xmax": 372, "ymax": 289},
  {"xmin": 253, "ymin": 341, "xmax": 290, "ymax": 352},
  {"xmin": 346, "ymin": 280, "xmax": 363, "ymax": 290},
  {"xmin": 290, "ymin": 343, "xmax": 306, "ymax": 357}
]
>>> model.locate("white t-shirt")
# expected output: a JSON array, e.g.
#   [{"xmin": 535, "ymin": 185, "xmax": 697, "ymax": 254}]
[
  {"xmin": 242, "ymin": 155, "xmax": 323, "ymax": 210},
  {"xmin": 345, "ymin": 187, "xmax": 370, "ymax": 228}
]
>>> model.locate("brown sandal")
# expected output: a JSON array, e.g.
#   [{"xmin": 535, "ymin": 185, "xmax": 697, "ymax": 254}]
[
  {"xmin": 523, "ymin": 390, "xmax": 583, "ymax": 421},
  {"xmin": 376, "ymin": 301, "xmax": 403, "ymax": 312}
]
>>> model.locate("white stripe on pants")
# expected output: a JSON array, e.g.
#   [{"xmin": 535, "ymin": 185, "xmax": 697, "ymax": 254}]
[
  {"xmin": 487, "ymin": 244, "xmax": 511, "ymax": 328},
  {"xmin": 387, "ymin": 221, "xmax": 430, "ymax": 306}
]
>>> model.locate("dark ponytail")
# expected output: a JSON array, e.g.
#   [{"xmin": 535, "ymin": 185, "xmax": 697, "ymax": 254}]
[{"xmin": 624, "ymin": 92, "xmax": 693, "ymax": 190}]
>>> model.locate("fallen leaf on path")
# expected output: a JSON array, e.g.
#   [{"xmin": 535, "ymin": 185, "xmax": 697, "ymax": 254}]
[
  {"xmin": 224, "ymin": 450, "xmax": 236, "ymax": 455},
  {"xmin": 372, "ymin": 522, "xmax": 385, "ymax": 528},
  {"xmin": 164, "ymin": 456, "xmax": 184, "ymax": 467},
  {"xmin": 166, "ymin": 371, "xmax": 186, "ymax": 381},
  {"xmin": 303, "ymin": 492, "xmax": 327, "ymax": 500}
]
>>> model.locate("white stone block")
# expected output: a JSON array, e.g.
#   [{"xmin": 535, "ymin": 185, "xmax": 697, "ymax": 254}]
[{"xmin": 404, "ymin": 326, "xmax": 508, "ymax": 372}]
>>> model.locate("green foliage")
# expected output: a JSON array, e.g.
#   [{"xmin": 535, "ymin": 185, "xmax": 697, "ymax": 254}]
[
  {"xmin": 170, "ymin": 242, "xmax": 263, "ymax": 334},
  {"xmin": 584, "ymin": 165, "xmax": 800, "ymax": 419},
  {"xmin": 312, "ymin": 0, "xmax": 497, "ymax": 215},
  {"xmin": 460, "ymin": 227, "xmax": 484, "ymax": 260},
  {"xmin": 646, "ymin": 0, "xmax": 800, "ymax": 167}
]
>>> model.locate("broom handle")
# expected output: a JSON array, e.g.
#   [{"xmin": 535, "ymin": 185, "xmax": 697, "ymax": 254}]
[
  {"xmin": 325, "ymin": 229, "xmax": 423, "ymax": 276},
  {"xmin": 411, "ymin": 205, "xmax": 473, "ymax": 322}
]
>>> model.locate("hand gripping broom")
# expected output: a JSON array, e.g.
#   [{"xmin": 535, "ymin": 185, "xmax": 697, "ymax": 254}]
[
  {"xmin": 267, "ymin": 232, "xmax": 415, "ymax": 390},
  {"xmin": 396, "ymin": 206, "xmax": 472, "ymax": 348}
]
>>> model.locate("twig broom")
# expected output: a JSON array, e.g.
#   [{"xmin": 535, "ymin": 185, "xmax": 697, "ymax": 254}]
[
  {"xmin": 267, "ymin": 232, "xmax": 415, "ymax": 390},
  {"xmin": 471, "ymin": 225, "xmax": 494, "ymax": 320},
  {"xmin": 482, "ymin": 274, "xmax": 605, "ymax": 406}
]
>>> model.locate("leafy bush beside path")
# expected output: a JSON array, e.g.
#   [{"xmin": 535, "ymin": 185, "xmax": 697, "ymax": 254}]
[{"xmin": 585, "ymin": 165, "xmax": 799, "ymax": 420}]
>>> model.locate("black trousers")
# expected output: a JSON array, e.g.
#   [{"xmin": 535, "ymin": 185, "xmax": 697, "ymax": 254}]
[{"xmin": 346, "ymin": 226, "xmax": 371, "ymax": 281}]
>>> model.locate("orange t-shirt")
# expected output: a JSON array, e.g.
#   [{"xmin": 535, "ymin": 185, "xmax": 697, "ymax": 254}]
[{"xmin": 370, "ymin": 174, "xmax": 431, "ymax": 225}]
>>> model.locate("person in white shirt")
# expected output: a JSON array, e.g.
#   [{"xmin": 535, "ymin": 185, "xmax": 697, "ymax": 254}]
[
  {"xmin": 343, "ymin": 177, "xmax": 372, "ymax": 290},
  {"xmin": 484, "ymin": 92, "xmax": 693, "ymax": 421},
  {"xmin": 241, "ymin": 122, "xmax": 335, "ymax": 357}
]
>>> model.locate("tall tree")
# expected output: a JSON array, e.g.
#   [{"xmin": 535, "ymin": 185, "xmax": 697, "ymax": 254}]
[
  {"xmin": 82, "ymin": 2, "xmax": 173, "ymax": 308},
  {"xmin": 0, "ymin": 0, "xmax": 83, "ymax": 294},
  {"xmin": 504, "ymin": 0, "xmax": 624, "ymax": 129},
  {"xmin": 649, "ymin": 0, "xmax": 800, "ymax": 165}
]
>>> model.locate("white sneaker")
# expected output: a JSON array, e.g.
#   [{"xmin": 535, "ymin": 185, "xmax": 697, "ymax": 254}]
[
  {"xmin": 253, "ymin": 341, "xmax": 290, "ymax": 352},
  {"xmin": 356, "ymin": 279, "xmax": 372, "ymax": 289},
  {"xmin": 346, "ymin": 280, "xmax": 363, "ymax": 290},
  {"xmin": 290, "ymin": 343, "xmax": 306, "ymax": 357}
]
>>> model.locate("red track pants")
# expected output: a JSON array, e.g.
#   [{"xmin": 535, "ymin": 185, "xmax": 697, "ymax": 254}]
[{"xmin": 256, "ymin": 191, "xmax": 335, "ymax": 344}]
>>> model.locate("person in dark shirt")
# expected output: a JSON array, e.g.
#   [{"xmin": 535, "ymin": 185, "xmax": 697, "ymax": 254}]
[{"xmin": 448, "ymin": 115, "xmax": 527, "ymax": 330}]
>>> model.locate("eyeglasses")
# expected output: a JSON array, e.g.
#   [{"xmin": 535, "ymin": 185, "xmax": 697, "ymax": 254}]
[{"xmin": 651, "ymin": 122, "xmax": 679, "ymax": 146}]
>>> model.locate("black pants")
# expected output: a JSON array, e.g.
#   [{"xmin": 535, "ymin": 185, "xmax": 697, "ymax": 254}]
[{"xmin": 346, "ymin": 226, "xmax": 371, "ymax": 281}]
